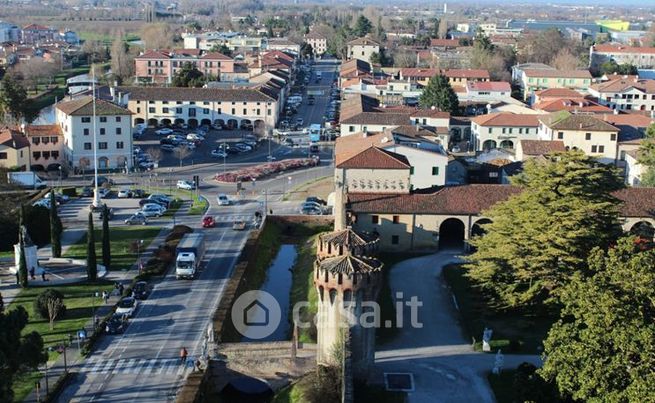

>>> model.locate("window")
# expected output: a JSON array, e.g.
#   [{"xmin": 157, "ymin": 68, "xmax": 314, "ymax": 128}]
[
  {"xmin": 98, "ymin": 142, "xmax": 108, "ymax": 150},
  {"xmin": 100, "ymin": 117, "xmax": 107, "ymax": 123},
  {"xmin": 176, "ymin": 108, "xmax": 182, "ymax": 114},
  {"xmin": 203, "ymin": 108, "xmax": 209, "ymax": 114},
  {"xmin": 585, "ymin": 133, "xmax": 591, "ymax": 140},
  {"xmin": 116, "ymin": 141, "xmax": 124, "ymax": 149},
  {"xmin": 591, "ymin": 145, "xmax": 597, "ymax": 153},
  {"xmin": 502, "ymin": 128, "xmax": 506, "ymax": 134},
  {"xmin": 43, "ymin": 151, "xmax": 50, "ymax": 159},
  {"xmin": 52, "ymin": 151, "xmax": 59, "ymax": 159},
  {"xmin": 32, "ymin": 151, "xmax": 41, "ymax": 159},
  {"xmin": 137, "ymin": 107, "xmax": 141, "ymax": 113},
  {"xmin": 189, "ymin": 101, "xmax": 195, "ymax": 105},
  {"xmin": 0, "ymin": 152, "xmax": 6, "ymax": 159},
  {"xmin": 100, "ymin": 128, "xmax": 106, "ymax": 135},
  {"xmin": 243, "ymin": 108, "xmax": 247, "ymax": 114},
  {"xmin": 371, "ymin": 215, "xmax": 379, "ymax": 224},
  {"xmin": 149, "ymin": 107, "xmax": 155, "ymax": 113},
  {"xmin": 488, "ymin": 128, "xmax": 492, "ymax": 134},
  {"xmin": 391, "ymin": 235, "xmax": 399, "ymax": 245},
  {"xmin": 189, "ymin": 108, "xmax": 196, "ymax": 117},
  {"xmin": 32, "ymin": 137, "xmax": 40, "ymax": 145},
  {"xmin": 392, "ymin": 215, "xmax": 400, "ymax": 224},
  {"xmin": 432, "ymin": 166, "xmax": 440, "ymax": 175},
  {"xmin": 84, "ymin": 142, "xmax": 92, "ymax": 150},
  {"xmin": 42, "ymin": 137, "xmax": 49, "ymax": 144},
  {"xmin": 231, "ymin": 108, "xmax": 236, "ymax": 114},
  {"xmin": 115, "ymin": 117, "xmax": 121, "ymax": 122},
  {"xmin": 83, "ymin": 128, "xmax": 90, "ymax": 136},
  {"xmin": 409, "ymin": 166, "xmax": 414, "ymax": 175},
  {"xmin": 598, "ymin": 145, "xmax": 605, "ymax": 153},
  {"xmin": 163, "ymin": 107, "xmax": 169, "ymax": 113},
  {"xmin": 116, "ymin": 128, "xmax": 122, "ymax": 135},
  {"xmin": 203, "ymin": 101, "xmax": 210, "ymax": 105},
  {"xmin": 82, "ymin": 117, "xmax": 91, "ymax": 123},
  {"xmin": 51, "ymin": 136, "xmax": 58, "ymax": 144},
  {"xmin": 610, "ymin": 133, "xmax": 616, "ymax": 141},
  {"xmin": 557, "ymin": 132, "xmax": 564, "ymax": 139}
]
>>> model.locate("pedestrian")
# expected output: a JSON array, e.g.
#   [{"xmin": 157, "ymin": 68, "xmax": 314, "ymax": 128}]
[
  {"xmin": 118, "ymin": 283, "xmax": 124, "ymax": 296},
  {"xmin": 102, "ymin": 290, "xmax": 109, "ymax": 304},
  {"xmin": 193, "ymin": 358, "xmax": 202, "ymax": 372},
  {"xmin": 15, "ymin": 272, "xmax": 19, "ymax": 285},
  {"xmin": 180, "ymin": 347, "xmax": 188, "ymax": 364},
  {"xmin": 41, "ymin": 270, "xmax": 47, "ymax": 282},
  {"xmin": 29, "ymin": 267, "xmax": 35, "ymax": 280}
]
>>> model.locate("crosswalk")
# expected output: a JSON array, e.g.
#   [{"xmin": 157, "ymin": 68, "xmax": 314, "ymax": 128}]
[
  {"xmin": 79, "ymin": 357, "xmax": 194, "ymax": 376},
  {"xmin": 57, "ymin": 198, "xmax": 91, "ymax": 219}
]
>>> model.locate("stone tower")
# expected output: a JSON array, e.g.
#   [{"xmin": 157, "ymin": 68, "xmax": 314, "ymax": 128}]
[{"xmin": 314, "ymin": 228, "xmax": 382, "ymax": 376}]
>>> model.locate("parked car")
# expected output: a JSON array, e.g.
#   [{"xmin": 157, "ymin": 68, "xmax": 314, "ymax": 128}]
[
  {"xmin": 115, "ymin": 297, "xmax": 138, "ymax": 317},
  {"xmin": 177, "ymin": 180, "xmax": 195, "ymax": 190},
  {"xmin": 211, "ymin": 149, "xmax": 228, "ymax": 158},
  {"xmin": 132, "ymin": 189, "xmax": 146, "ymax": 198},
  {"xmin": 234, "ymin": 143, "xmax": 252, "ymax": 152},
  {"xmin": 139, "ymin": 161, "xmax": 155, "ymax": 169},
  {"xmin": 125, "ymin": 212, "xmax": 148, "ymax": 225},
  {"xmin": 185, "ymin": 142, "xmax": 197, "ymax": 150},
  {"xmin": 140, "ymin": 204, "xmax": 166, "ymax": 217},
  {"xmin": 202, "ymin": 215, "xmax": 216, "ymax": 228},
  {"xmin": 98, "ymin": 188, "xmax": 111, "ymax": 199},
  {"xmin": 117, "ymin": 188, "xmax": 132, "ymax": 198},
  {"xmin": 160, "ymin": 144, "xmax": 176, "ymax": 152},
  {"xmin": 301, "ymin": 205, "xmax": 323, "ymax": 215},
  {"xmin": 148, "ymin": 194, "xmax": 172, "ymax": 206},
  {"xmin": 306, "ymin": 196, "xmax": 325, "ymax": 205},
  {"xmin": 295, "ymin": 117, "xmax": 304, "ymax": 126},
  {"xmin": 132, "ymin": 281, "xmax": 150, "ymax": 300},
  {"xmin": 217, "ymin": 194, "xmax": 231, "ymax": 206},
  {"xmin": 105, "ymin": 313, "xmax": 128, "ymax": 334},
  {"xmin": 187, "ymin": 133, "xmax": 205, "ymax": 141},
  {"xmin": 155, "ymin": 128, "xmax": 173, "ymax": 135}
]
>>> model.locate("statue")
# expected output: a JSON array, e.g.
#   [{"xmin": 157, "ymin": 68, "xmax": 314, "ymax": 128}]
[
  {"xmin": 20, "ymin": 225, "xmax": 34, "ymax": 247},
  {"xmin": 492, "ymin": 349, "xmax": 504, "ymax": 374},
  {"xmin": 482, "ymin": 327, "xmax": 493, "ymax": 352}
]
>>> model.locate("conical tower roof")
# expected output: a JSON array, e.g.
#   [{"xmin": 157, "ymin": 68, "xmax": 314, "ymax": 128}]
[
  {"xmin": 317, "ymin": 253, "xmax": 382, "ymax": 275},
  {"xmin": 318, "ymin": 227, "xmax": 378, "ymax": 249}
]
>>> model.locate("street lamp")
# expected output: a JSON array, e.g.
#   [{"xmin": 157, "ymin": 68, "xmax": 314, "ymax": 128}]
[
  {"xmin": 136, "ymin": 239, "xmax": 144, "ymax": 274},
  {"xmin": 91, "ymin": 291, "xmax": 99, "ymax": 329},
  {"xmin": 223, "ymin": 141, "xmax": 227, "ymax": 174},
  {"xmin": 58, "ymin": 166, "xmax": 62, "ymax": 189}
]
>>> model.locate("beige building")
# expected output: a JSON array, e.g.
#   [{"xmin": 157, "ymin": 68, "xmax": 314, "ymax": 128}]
[
  {"xmin": 116, "ymin": 86, "xmax": 280, "ymax": 134},
  {"xmin": 471, "ymin": 112, "xmax": 541, "ymax": 151},
  {"xmin": 25, "ymin": 124, "xmax": 64, "ymax": 170},
  {"xmin": 588, "ymin": 78, "xmax": 655, "ymax": 112},
  {"xmin": 0, "ymin": 128, "xmax": 30, "ymax": 170},
  {"xmin": 590, "ymin": 44, "xmax": 655, "ymax": 72},
  {"xmin": 347, "ymin": 37, "xmax": 380, "ymax": 64},
  {"xmin": 538, "ymin": 112, "xmax": 620, "ymax": 163},
  {"xmin": 336, "ymin": 146, "xmax": 412, "ymax": 195},
  {"xmin": 520, "ymin": 69, "xmax": 592, "ymax": 101},
  {"xmin": 304, "ymin": 31, "xmax": 328, "ymax": 55}
]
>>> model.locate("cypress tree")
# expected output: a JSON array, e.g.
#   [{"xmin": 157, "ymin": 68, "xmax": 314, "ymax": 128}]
[
  {"xmin": 101, "ymin": 205, "xmax": 111, "ymax": 270},
  {"xmin": 419, "ymin": 74, "xmax": 459, "ymax": 114},
  {"xmin": 18, "ymin": 205, "xmax": 28, "ymax": 288},
  {"xmin": 50, "ymin": 191, "xmax": 61, "ymax": 258},
  {"xmin": 86, "ymin": 212, "xmax": 97, "ymax": 282}
]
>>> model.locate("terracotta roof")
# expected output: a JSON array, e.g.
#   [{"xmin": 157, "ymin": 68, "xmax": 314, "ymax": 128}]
[
  {"xmin": 200, "ymin": 52, "xmax": 233, "ymax": 60},
  {"xmin": 341, "ymin": 112, "xmax": 411, "ymax": 126},
  {"xmin": 335, "ymin": 132, "xmax": 390, "ymax": 165},
  {"xmin": 600, "ymin": 113, "xmax": 654, "ymax": 128},
  {"xmin": 590, "ymin": 78, "xmax": 655, "ymax": 94},
  {"xmin": 389, "ymin": 125, "xmax": 440, "ymax": 138},
  {"xmin": 445, "ymin": 69, "xmax": 490, "ymax": 79},
  {"xmin": 347, "ymin": 37, "xmax": 380, "ymax": 46},
  {"xmin": 533, "ymin": 98, "xmax": 613, "ymax": 113},
  {"xmin": 348, "ymin": 184, "xmax": 522, "ymax": 214},
  {"xmin": 0, "ymin": 128, "xmax": 30, "ymax": 149},
  {"xmin": 117, "ymin": 86, "xmax": 277, "ymax": 102},
  {"xmin": 471, "ymin": 112, "xmax": 541, "ymax": 127},
  {"xmin": 540, "ymin": 112, "xmax": 618, "ymax": 132},
  {"xmin": 337, "ymin": 146, "xmax": 411, "ymax": 169},
  {"xmin": 410, "ymin": 109, "xmax": 450, "ymax": 119},
  {"xmin": 24, "ymin": 124, "xmax": 63, "ymax": 137},
  {"xmin": 317, "ymin": 254, "xmax": 382, "ymax": 274},
  {"xmin": 523, "ymin": 69, "xmax": 591, "ymax": 79},
  {"xmin": 349, "ymin": 185, "xmax": 655, "ymax": 218},
  {"xmin": 55, "ymin": 97, "xmax": 132, "ymax": 116},
  {"xmin": 318, "ymin": 228, "xmax": 378, "ymax": 248},
  {"xmin": 305, "ymin": 31, "xmax": 327, "ymax": 40},
  {"xmin": 593, "ymin": 43, "xmax": 655, "ymax": 55},
  {"xmin": 468, "ymin": 81, "xmax": 511, "ymax": 92},
  {"xmin": 430, "ymin": 39, "xmax": 463, "ymax": 48},
  {"xmin": 399, "ymin": 68, "xmax": 438, "ymax": 78},
  {"xmin": 23, "ymin": 24, "xmax": 52, "ymax": 31},
  {"xmin": 535, "ymin": 88, "xmax": 584, "ymax": 99},
  {"xmin": 519, "ymin": 140, "xmax": 566, "ymax": 156}
]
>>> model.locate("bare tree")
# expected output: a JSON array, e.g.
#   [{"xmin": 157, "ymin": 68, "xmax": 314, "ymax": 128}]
[
  {"xmin": 551, "ymin": 49, "xmax": 583, "ymax": 71},
  {"xmin": 174, "ymin": 146, "xmax": 193, "ymax": 167},
  {"xmin": 392, "ymin": 49, "xmax": 417, "ymax": 68},
  {"xmin": 140, "ymin": 23, "xmax": 175, "ymax": 50},
  {"xmin": 13, "ymin": 58, "xmax": 58, "ymax": 92},
  {"xmin": 147, "ymin": 147, "xmax": 163, "ymax": 167},
  {"xmin": 46, "ymin": 295, "xmax": 65, "ymax": 330},
  {"xmin": 110, "ymin": 32, "xmax": 135, "ymax": 84}
]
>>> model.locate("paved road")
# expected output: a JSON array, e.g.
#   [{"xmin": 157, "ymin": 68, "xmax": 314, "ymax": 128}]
[{"xmin": 375, "ymin": 252, "xmax": 541, "ymax": 403}]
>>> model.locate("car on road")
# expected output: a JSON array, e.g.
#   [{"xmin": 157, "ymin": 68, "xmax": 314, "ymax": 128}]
[
  {"xmin": 211, "ymin": 149, "xmax": 228, "ymax": 158},
  {"xmin": 132, "ymin": 281, "xmax": 150, "ymax": 300},
  {"xmin": 160, "ymin": 144, "xmax": 177, "ymax": 152},
  {"xmin": 149, "ymin": 194, "xmax": 172, "ymax": 206},
  {"xmin": 140, "ymin": 204, "xmax": 166, "ymax": 217},
  {"xmin": 217, "ymin": 194, "xmax": 231, "ymax": 206},
  {"xmin": 202, "ymin": 215, "xmax": 216, "ymax": 228},
  {"xmin": 451, "ymin": 145, "xmax": 461, "ymax": 153},
  {"xmin": 125, "ymin": 212, "xmax": 148, "ymax": 225},
  {"xmin": 80, "ymin": 187, "xmax": 94, "ymax": 197},
  {"xmin": 301, "ymin": 205, "xmax": 323, "ymax": 215},
  {"xmin": 234, "ymin": 143, "xmax": 252, "ymax": 152},
  {"xmin": 232, "ymin": 220, "xmax": 246, "ymax": 230},
  {"xmin": 115, "ymin": 296, "xmax": 138, "ymax": 317},
  {"xmin": 139, "ymin": 160, "xmax": 155, "ymax": 169},
  {"xmin": 105, "ymin": 313, "xmax": 128, "ymax": 334},
  {"xmin": 295, "ymin": 117, "xmax": 304, "ymax": 126},
  {"xmin": 155, "ymin": 128, "xmax": 174, "ymax": 135},
  {"xmin": 98, "ymin": 188, "xmax": 111, "ymax": 199},
  {"xmin": 177, "ymin": 180, "xmax": 195, "ymax": 190},
  {"xmin": 117, "ymin": 188, "xmax": 132, "ymax": 198},
  {"xmin": 187, "ymin": 133, "xmax": 205, "ymax": 141},
  {"xmin": 266, "ymin": 155, "xmax": 277, "ymax": 161}
]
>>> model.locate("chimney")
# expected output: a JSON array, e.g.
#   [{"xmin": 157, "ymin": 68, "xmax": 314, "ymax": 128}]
[
  {"xmin": 110, "ymin": 86, "xmax": 115, "ymax": 100},
  {"xmin": 579, "ymin": 123, "xmax": 583, "ymax": 129}
]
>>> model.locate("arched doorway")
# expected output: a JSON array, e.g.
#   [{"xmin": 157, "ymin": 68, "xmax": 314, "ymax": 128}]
[
  {"xmin": 227, "ymin": 119, "xmax": 238, "ymax": 130},
  {"xmin": 630, "ymin": 221, "xmax": 655, "ymax": 240},
  {"xmin": 31, "ymin": 164, "xmax": 45, "ymax": 172},
  {"xmin": 98, "ymin": 157, "xmax": 109, "ymax": 169},
  {"xmin": 482, "ymin": 140, "xmax": 497, "ymax": 151},
  {"xmin": 160, "ymin": 118, "xmax": 172, "ymax": 126},
  {"xmin": 439, "ymin": 218, "xmax": 465, "ymax": 249},
  {"xmin": 46, "ymin": 163, "xmax": 62, "ymax": 171},
  {"xmin": 450, "ymin": 127, "xmax": 462, "ymax": 142},
  {"xmin": 471, "ymin": 218, "xmax": 492, "ymax": 238},
  {"xmin": 200, "ymin": 118, "xmax": 211, "ymax": 127},
  {"xmin": 254, "ymin": 119, "xmax": 266, "ymax": 136},
  {"xmin": 499, "ymin": 140, "xmax": 514, "ymax": 149},
  {"xmin": 147, "ymin": 118, "xmax": 158, "ymax": 127},
  {"xmin": 174, "ymin": 118, "xmax": 185, "ymax": 126},
  {"xmin": 78, "ymin": 157, "xmax": 90, "ymax": 172},
  {"xmin": 134, "ymin": 118, "xmax": 145, "ymax": 125},
  {"xmin": 188, "ymin": 119, "xmax": 198, "ymax": 128},
  {"xmin": 214, "ymin": 119, "xmax": 225, "ymax": 128}
]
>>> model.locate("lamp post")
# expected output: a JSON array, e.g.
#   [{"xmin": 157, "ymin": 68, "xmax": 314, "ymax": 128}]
[
  {"xmin": 223, "ymin": 141, "xmax": 226, "ymax": 174},
  {"xmin": 91, "ymin": 67, "xmax": 100, "ymax": 208},
  {"xmin": 91, "ymin": 291, "xmax": 99, "ymax": 328},
  {"xmin": 58, "ymin": 166, "xmax": 62, "ymax": 189},
  {"xmin": 136, "ymin": 239, "xmax": 144, "ymax": 274}
]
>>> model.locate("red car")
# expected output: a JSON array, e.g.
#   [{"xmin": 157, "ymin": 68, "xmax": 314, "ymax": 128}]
[{"xmin": 202, "ymin": 216, "xmax": 215, "ymax": 228}]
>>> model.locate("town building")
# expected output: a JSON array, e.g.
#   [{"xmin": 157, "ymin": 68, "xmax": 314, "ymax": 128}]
[
  {"xmin": 24, "ymin": 124, "xmax": 64, "ymax": 170},
  {"xmin": 266, "ymin": 38, "xmax": 301, "ymax": 55},
  {"xmin": 0, "ymin": 128, "xmax": 30, "ymax": 170},
  {"xmin": 538, "ymin": 112, "xmax": 620, "ymax": 163},
  {"xmin": 115, "ymin": 85, "xmax": 280, "ymax": 133},
  {"xmin": 590, "ymin": 44, "xmax": 655, "ymax": 72},
  {"xmin": 21, "ymin": 24, "xmax": 57, "ymax": 44},
  {"xmin": 588, "ymin": 77, "xmax": 655, "ymax": 112},
  {"xmin": 520, "ymin": 69, "xmax": 592, "ymax": 101},
  {"xmin": 515, "ymin": 139, "xmax": 566, "ymax": 161},
  {"xmin": 0, "ymin": 21, "xmax": 20, "ymax": 43},
  {"xmin": 347, "ymin": 37, "xmax": 381, "ymax": 64},
  {"xmin": 470, "ymin": 112, "xmax": 541, "ymax": 151},
  {"xmin": 55, "ymin": 96, "xmax": 133, "ymax": 170},
  {"xmin": 304, "ymin": 31, "xmax": 328, "ymax": 55},
  {"xmin": 134, "ymin": 49, "xmax": 235, "ymax": 84},
  {"xmin": 398, "ymin": 68, "xmax": 490, "ymax": 87}
]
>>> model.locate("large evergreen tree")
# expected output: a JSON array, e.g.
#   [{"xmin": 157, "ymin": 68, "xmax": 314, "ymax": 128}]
[
  {"xmin": 419, "ymin": 75, "xmax": 459, "ymax": 114},
  {"xmin": 101, "ymin": 205, "xmax": 111, "ymax": 270},
  {"xmin": 18, "ymin": 205, "xmax": 28, "ymax": 288},
  {"xmin": 637, "ymin": 123, "xmax": 655, "ymax": 186},
  {"xmin": 353, "ymin": 15, "xmax": 373, "ymax": 37},
  {"xmin": 540, "ymin": 237, "xmax": 655, "ymax": 401},
  {"xmin": 86, "ymin": 212, "xmax": 97, "ymax": 281},
  {"xmin": 0, "ymin": 306, "xmax": 48, "ymax": 401},
  {"xmin": 466, "ymin": 150, "xmax": 625, "ymax": 308},
  {"xmin": 172, "ymin": 62, "xmax": 205, "ymax": 88},
  {"xmin": 50, "ymin": 191, "xmax": 61, "ymax": 258},
  {"xmin": 0, "ymin": 74, "xmax": 38, "ymax": 124}
]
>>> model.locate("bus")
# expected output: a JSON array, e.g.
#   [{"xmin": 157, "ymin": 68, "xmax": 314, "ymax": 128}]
[{"xmin": 309, "ymin": 124, "xmax": 322, "ymax": 142}]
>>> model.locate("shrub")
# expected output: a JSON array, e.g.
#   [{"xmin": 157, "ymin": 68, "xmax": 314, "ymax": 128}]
[
  {"xmin": 509, "ymin": 339, "xmax": 522, "ymax": 352},
  {"xmin": 165, "ymin": 225, "xmax": 193, "ymax": 243},
  {"xmin": 33, "ymin": 288, "xmax": 67, "ymax": 319}
]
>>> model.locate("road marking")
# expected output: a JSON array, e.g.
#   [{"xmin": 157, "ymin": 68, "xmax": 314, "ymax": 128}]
[
  {"xmin": 99, "ymin": 360, "xmax": 115, "ymax": 374},
  {"xmin": 113, "ymin": 359, "xmax": 129, "ymax": 374},
  {"xmin": 90, "ymin": 359, "xmax": 105, "ymax": 373},
  {"xmin": 142, "ymin": 358, "xmax": 158, "ymax": 375},
  {"xmin": 123, "ymin": 359, "xmax": 138, "ymax": 374},
  {"xmin": 130, "ymin": 359, "xmax": 147, "ymax": 374}
]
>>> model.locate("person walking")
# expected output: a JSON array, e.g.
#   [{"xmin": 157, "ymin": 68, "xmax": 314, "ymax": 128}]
[
  {"xmin": 180, "ymin": 347, "xmax": 188, "ymax": 365},
  {"xmin": 118, "ymin": 283, "xmax": 124, "ymax": 296},
  {"xmin": 29, "ymin": 267, "xmax": 35, "ymax": 280},
  {"xmin": 102, "ymin": 290, "xmax": 109, "ymax": 304}
]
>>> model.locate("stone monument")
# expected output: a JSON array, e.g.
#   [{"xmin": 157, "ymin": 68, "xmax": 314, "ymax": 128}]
[{"xmin": 12, "ymin": 225, "xmax": 38, "ymax": 275}]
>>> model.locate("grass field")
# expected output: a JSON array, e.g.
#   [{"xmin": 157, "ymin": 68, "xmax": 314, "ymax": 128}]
[
  {"xmin": 288, "ymin": 235, "xmax": 319, "ymax": 343},
  {"xmin": 443, "ymin": 264, "xmax": 554, "ymax": 354},
  {"xmin": 283, "ymin": 176, "xmax": 333, "ymax": 202},
  {"xmin": 64, "ymin": 226, "xmax": 162, "ymax": 271}
]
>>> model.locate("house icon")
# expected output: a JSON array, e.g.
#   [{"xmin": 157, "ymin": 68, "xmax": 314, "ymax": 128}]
[{"xmin": 244, "ymin": 299, "xmax": 269, "ymax": 326}]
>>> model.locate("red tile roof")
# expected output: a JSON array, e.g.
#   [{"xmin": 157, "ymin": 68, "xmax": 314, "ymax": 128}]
[
  {"xmin": 25, "ymin": 124, "xmax": 63, "ymax": 137},
  {"xmin": 445, "ymin": 69, "xmax": 490, "ymax": 79},
  {"xmin": 0, "ymin": 128, "xmax": 30, "ymax": 149},
  {"xmin": 337, "ymin": 146, "xmax": 410, "ymax": 169},
  {"xmin": 590, "ymin": 78, "xmax": 655, "ymax": 94},
  {"xmin": 534, "ymin": 88, "xmax": 584, "ymax": 99},
  {"xmin": 468, "ymin": 81, "xmax": 511, "ymax": 92},
  {"xmin": 593, "ymin": 43, "xmax": 655, "ymax": 55},
  {"xmin": 519, "ymin": 140, "xmax": 566, "ymax": 156},
  {"xmin": 614, "ymin": 188, "xmax": 655, "ymax": 217},
  {"xmin": 533, "ymin": 98, "xmax": 613, "ymax": 113},
  {"xmin": 600, "ymin": 113, "xmax": 654, "ymax": 128},
  {"xmin": 430, "ymin": 39, "xmax": 463, "ymax": 47},
  {"xmin": 471, "ymin": 112, "xmax": 541, "ymax": 127}
]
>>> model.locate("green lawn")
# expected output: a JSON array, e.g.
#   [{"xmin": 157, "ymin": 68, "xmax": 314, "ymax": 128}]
[
  {"xmin": 0, "ymin": 250, "xmax": 13, "ymax": 258},
  {"xmin": 288, "ymin": 235, "xmax": 319, "ymax": 343},
  {"xmin": 443, "ymin": 264, "xmax": 554, "ymax": 354},
  {"xmin": 64, "ymin": 226, "xmax": 162, "ymax": 271},
  {"xmin": 187, "ymin": 195, "xmax": 209, "ymax": 215},
  {"xmin": 8, "ymin": 281, "xmax": 115, "ymax": 402}
]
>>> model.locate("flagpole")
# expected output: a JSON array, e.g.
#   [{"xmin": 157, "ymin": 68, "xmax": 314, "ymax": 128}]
[{"xmin": 92, "ymin": 66, "xmax": 100, "ymax": 208}]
